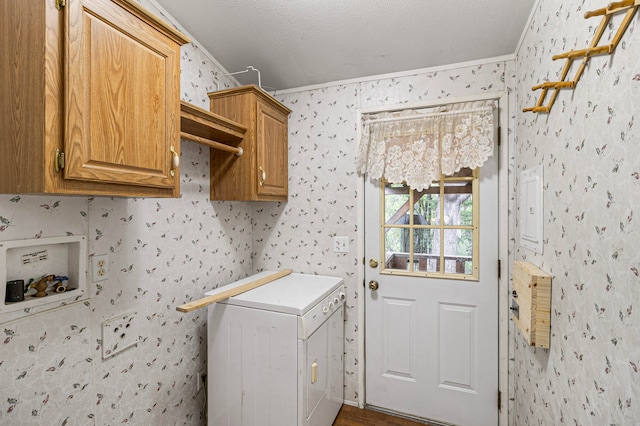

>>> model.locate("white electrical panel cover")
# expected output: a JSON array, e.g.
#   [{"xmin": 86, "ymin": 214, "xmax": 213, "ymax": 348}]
[{"xmin": 519, "ymin": 165, "xmax": 544, "ymax": 254}]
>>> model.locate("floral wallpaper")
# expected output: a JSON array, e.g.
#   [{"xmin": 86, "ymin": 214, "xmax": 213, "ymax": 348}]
[
  {"xmin": 0, "ymin": 58, "xmax": 514, "ymax": 425},
  {"xmin": 514, "ymin": 0, "xmax": 640, "ymax": 424},
  {"xmin": 0, "ymin": 1, "xmax": 250, "ymax": 424},
  {"xmin": 9, "ymin": 0, "xmax": 619, "ymax": 423},
  {"xmin": 256, "ymin": 61, "xmax": 515, "ymax": 405}
]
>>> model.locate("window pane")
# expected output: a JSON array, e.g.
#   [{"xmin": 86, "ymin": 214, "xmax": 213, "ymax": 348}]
[
  {"xmin": 384, "ymin": 227, "xmax": 409, "ymax": 271},
  {"xmin": 384, "ymin": 182, "xmax": 409, "ymax": 224},
  {"xmin": 448, "ymin": 167, "xmax": 474, "ymax": 178},
  {"xmin": 443, "ymin": 182, "xmax": 473, "ymax": 226},
  {"xmin": 414, "ymin": 190, "xmax": 439, "ymax": 225},
  {"xmin": 414, "ymin": 228, "xmax": 439, "ymax": 273},
  {"xmin": 444, "ymin": 229, "xmax": 473, "ymax": 275},
  {"xmin": 379, "ymin": 167, "xmax": 478, "ymax": 280}
]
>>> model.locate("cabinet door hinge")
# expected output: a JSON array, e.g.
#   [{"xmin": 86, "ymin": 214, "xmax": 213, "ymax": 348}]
[
  {"xmin": 56, "ymin": 0, "xmax": 66, "ymax": 10},
  {"xmin": 55, "ymin": 149, "xmax": 65, "ymax": 173},
  {"xmin": 498, "ymin": 390, "xmax": 502, "ymax": 410},
  {"xmin": 498, "ymin": 259, "xmax": 501, "ymax": 279}
]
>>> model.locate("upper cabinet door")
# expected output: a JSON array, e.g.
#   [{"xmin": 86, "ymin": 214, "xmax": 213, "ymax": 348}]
[
  {"xmin": 64, "ymin": 0, "xmax": 181, "ymax": 189},
  {"xmin": 256, "ymin": 101, "xmax": 288, "ymax": 198}
]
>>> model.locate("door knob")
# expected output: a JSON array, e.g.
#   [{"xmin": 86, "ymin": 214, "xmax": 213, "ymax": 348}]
[
  {"xmin": 368, "ymin": 280, "xmax": 379, "ymax": 291},
  {"xmin": 368, "ymin": 258, "xmax": 379, "ymax": 268}
]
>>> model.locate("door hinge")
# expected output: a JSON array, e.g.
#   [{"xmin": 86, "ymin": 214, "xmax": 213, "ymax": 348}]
[
  {"xmin": 56, "ymin": 0, "xmax": 66, "ymax": 10},
  {"xmin": 497, "ymin": 259, "xmax": 501, "ymax": 279},
  {"xmin": 498, "ymin": 390, "xmax": 502, "ymax": 410},
  {"xmin": 497, "ymin": 126, "xmax": 502, "ymax": 146},
  {"xmin": 54, "ymin": 149, "xmax": 65, "ymax": 173}
]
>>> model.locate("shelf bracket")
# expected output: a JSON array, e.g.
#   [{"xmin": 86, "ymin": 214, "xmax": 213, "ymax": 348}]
[{"xmin": 179, "ymin": 100, "xmax": 246, "ymax": 156}]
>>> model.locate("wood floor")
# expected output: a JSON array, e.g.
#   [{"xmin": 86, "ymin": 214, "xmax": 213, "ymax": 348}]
[{"xmin": 333, "ymin": 405, "xmax": 434, "ymax": 426}]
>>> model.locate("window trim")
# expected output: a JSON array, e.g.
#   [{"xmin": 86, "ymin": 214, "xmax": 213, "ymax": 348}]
[{"xmin": 378, "ymin": 168, "xmax": 480, "ymax": 281}]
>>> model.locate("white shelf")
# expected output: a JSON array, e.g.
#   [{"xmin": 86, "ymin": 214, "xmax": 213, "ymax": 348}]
[{"xmin": 0, "ymin": 235, "xmax": 88, "ymax": 315}]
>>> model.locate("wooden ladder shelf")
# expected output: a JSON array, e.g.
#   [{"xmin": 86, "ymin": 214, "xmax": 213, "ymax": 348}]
[{"xmin": 523, "ymin": 0, "xmax": 639, "ymax": 114}]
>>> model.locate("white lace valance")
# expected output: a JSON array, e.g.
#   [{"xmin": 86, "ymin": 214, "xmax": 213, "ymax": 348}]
[{"xmin": 356, "ymin": 100, "xmax": 496, "ymax": 191}]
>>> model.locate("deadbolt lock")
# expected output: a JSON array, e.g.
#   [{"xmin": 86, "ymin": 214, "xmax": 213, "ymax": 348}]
[
  {"xmin": 368, "ymin": 280, "xmax": 379, "ymax": 291},
  {"xmin": 368, "ymin": 258, "xmax": 379, "ymax": 268}
]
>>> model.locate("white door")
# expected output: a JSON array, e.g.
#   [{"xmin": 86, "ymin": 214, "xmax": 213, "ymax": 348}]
[{"xmin": 364, "ymin": 152, "xmax": 499, "ymax": 425}]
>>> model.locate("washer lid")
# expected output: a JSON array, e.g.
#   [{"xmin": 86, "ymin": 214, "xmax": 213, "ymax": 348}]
[{"xmin": 206, "ymin": 271, "xmax": 343, "ymax": 316}]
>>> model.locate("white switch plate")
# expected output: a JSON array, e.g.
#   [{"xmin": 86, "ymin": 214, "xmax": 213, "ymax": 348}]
[
  {"xmin": 333, "ymin": 236, "xmax": 349, "ymax": 253},
  {"xmin": 91, "ymin": 254, "xmax": 109, "ymax": 282},
  {"xmin": 102, "ymin": 311, "xmax": 139, "ymax": 359}
]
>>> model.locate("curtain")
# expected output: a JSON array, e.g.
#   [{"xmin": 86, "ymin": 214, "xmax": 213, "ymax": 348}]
[{"xmin": 356, "ymin": 100, "xmax": 496, "ymax": 191}]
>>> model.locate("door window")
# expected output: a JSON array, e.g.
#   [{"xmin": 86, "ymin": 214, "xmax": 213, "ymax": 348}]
[{"xmin": 380, "ymin": 167, "xmax": 479, "ymax": 280}]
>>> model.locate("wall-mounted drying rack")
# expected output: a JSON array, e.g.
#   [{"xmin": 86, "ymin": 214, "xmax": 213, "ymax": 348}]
[
  {"xmin": 523, "ymin": 0, "xmax": 639, "ymax": 113},
  {"xmin": 180, "ymin": 101, "xmax": 246, "ymax": 156}
]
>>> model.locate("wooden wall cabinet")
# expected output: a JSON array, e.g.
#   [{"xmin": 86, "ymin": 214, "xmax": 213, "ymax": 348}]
[
  {"xmin": 208, "ymin": 85, "xmax": 291, "ymax": 201},
  {"xmin": 511, "ymin": 260, "xmax": 552, "ymax": 348},
  {"xmin": 1, "ymin": 0, "xmax": 188, "ymax": 197}
]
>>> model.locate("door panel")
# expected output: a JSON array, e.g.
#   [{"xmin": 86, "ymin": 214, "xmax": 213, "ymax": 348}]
[
  {"xmin": 438, "ymin": 303, "xmax": 476, "ymax": 391},
  {"xmin": 382, "ymin": 297, "xmax": 416, "ymax": 380},
  {"xmin": 256, "ymin": 101, "xmax": 288, "ymax": 197},
  {"xmin": 365, "ymin": 151, "xmax": 498, "ymax": 425}
]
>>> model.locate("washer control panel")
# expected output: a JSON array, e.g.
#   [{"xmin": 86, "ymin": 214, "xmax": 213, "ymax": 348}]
[{"xmin": 298, "ymin": 286, "xmax": 345, "ymax": 339}]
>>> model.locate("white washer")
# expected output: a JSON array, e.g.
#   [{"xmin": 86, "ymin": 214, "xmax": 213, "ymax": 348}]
[{"xmin": 206, "ymin": 272, "xmax": 345, "ymax": 426}]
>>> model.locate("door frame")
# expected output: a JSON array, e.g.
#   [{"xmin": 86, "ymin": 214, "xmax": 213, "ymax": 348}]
[{"xmin": 356, "ymin": 91, "xmax": 511, "ymax": 426}]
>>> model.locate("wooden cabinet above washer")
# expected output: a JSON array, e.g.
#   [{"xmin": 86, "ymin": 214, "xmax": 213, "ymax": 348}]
[
  {"xmin": 208, "ymin": 85, "xmax": 291, "ymax": 202},
  {"xmin": 0, "ymin": 0, "xmax": 188, "ymax": 197}
]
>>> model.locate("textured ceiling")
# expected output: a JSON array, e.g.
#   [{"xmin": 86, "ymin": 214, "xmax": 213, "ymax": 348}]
[{"xmin": 154, "ymin": 0, "xmax": 536, "ymax": 91}]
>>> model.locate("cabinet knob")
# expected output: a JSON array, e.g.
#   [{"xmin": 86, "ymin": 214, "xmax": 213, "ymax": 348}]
[
  {"xmin": 170, "ymin": 146, "xmax": 179, "ymax": 177},
  {"xmin": 258, "ymin": 166, "xmax": 266, "ymax": 186}
]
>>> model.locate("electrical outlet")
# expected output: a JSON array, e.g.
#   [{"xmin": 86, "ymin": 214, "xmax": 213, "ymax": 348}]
[
  {"xmin": 91, "ymin": 254, "xmax": 109, "ymax": 282},
  {"xmin": 333, "ymin": 236, "xmax": 349, "ymax": 253},
  {"xmin": 102, "ymin": 311, "xmax": 139, "ymax": 359}
]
